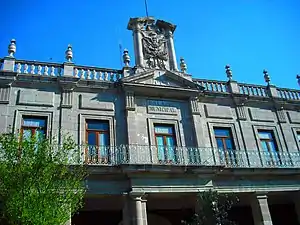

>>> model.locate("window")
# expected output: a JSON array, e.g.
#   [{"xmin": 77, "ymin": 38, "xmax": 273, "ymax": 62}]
[
  {"xmin": 21, "ymin": 116, "xmax": 47, "ymax": 140},
  {"xmin": 258, "ymin": 130, "xmax": 280, "ymax": 165},
  {"xmin": 154, "ymin": 124, "xmax": 177, "ymax": 163},
  {"xmin": 297, "ymin": 132, "xmax": 300, "ymax": 144},
  {"xmin": 85, "ymin": 120, "xmax": 110, "ymax": 164},
  {"xmin": 214, "ymin": 127, "xmax": 236, "ymax": 165}
]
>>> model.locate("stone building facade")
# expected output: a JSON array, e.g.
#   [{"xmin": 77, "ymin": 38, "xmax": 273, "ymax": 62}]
[{"xmin": 0, "ymin": 16, "xmax": 300, "ymax": 225}]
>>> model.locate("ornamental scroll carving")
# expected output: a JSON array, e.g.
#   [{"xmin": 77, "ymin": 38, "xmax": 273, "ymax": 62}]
[{"xmin": 142, "ymin": 24, "xmax": 168, "ymax": 69}]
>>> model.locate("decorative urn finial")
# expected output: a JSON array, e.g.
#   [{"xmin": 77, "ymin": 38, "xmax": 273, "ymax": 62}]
[
  {"xmin": 225, "ymin": 65, "xmax": 232, "ymax": 81},
  {"xmin": 123, "ymin": 49, "xmax": 130, "ymax": 67},
  {"xmin": 180, "ymin": 57, "xmax": 187, "ymax": 73},
  {"xmin": 8, "ymin": 39, "xmax": 16, "ymax": 58},
  {"xmin": 263, "ymin": 69, "xmax": 270, "ymax": 85},
  {"xmin": 65, "ymin": 44, "xmax": 73, "ymax": 62},
  {"xmin": 297, "ymin": 74, "xmax": 300, "ymax": 86}
]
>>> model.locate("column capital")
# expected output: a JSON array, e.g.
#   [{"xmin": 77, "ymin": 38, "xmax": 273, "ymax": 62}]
[
  {"xmin": 252, "ymin": 192, "xmax": 269, "ymax": 199},
  {"xmin": 129, "ymin": 192, "xmax": 147, "ymax": 201}
]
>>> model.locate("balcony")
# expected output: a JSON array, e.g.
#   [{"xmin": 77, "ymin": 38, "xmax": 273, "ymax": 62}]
[{"xmin": 79, "ymin": 145, "xmax": 300, "ymax": 169}]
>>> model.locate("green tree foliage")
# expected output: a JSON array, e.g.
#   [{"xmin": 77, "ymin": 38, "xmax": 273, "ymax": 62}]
[
  {"xmin": 183, "ymin": 189, "xmax": 239, "ymax": 225},
  {"xmin": 0, "ymin": 133, "xmax": 87, "ymax": 225}
]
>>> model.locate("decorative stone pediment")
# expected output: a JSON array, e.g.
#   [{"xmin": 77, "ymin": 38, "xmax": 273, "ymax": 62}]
[{"xmin": 121, "ymin": 69, "xmax": 202, "ymax": 90}]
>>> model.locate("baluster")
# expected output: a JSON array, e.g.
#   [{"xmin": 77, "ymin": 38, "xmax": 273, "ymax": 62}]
[
  {"xmin": 44, "ymin": 66, "xmax": 49, "ymax": 75},
  {"xmin": 74, "ymin": 68, "xmax": 79, "ymax": 78},
  {"xmin": 93, "ymin": 70, "xmax": 97, "ymax": 80},
  {"xmin": 287, "ymin": 91, "xmax": 292, "ymax": 100},
  {"xmin": 37, "ymin": 65, "xmax": 42, "ymax": 75},
  {"xmin": 116, "ymin": 73, "xmax": 120, "ymax": 80},
  {"xmin": 87, "ymin": 69, "xmax": 92, "ymax": 79},
  {"xmin": 50, "ymin": 66, "xmax": 55, "ymax": 76},
  {"xmin": 110, "ymin": 72, "xmax": 114, "ymax": 81},
  {"xmin": 16, "ymin": 63, "xmax": 21, "ymax": 73},
  {"xmin": 30, "ymin": 64, "xmax": 35, "ymax": 74},
  {"xmin": 249, "ymin": 87, "xmax": 254, "ymax": 96},
  {"xmin": 104, "ymin": 72, "xmax": 108, "ymax": 81},
  {"xmin": 24, "ymin": 64, "xmax": 28, "ymax": 74},
  {"xmin": 246, "ymin": 86, "xmax": 250, "ymax": 95},
  {"xmin": 80, "ymin": 69, "xmax": 85, "ymax": 79},
  {"xmin": 99, "ymin": 71, "xmax": 103, "ymax": 80}
]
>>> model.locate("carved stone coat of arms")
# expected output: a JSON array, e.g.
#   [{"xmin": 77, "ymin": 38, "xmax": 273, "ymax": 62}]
[{"xmin": 142, "ymin": 25, "xmax": 168, "ymax": 69}]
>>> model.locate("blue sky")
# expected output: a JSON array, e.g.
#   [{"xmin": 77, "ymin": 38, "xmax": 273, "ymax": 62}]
[{"xmin": 0, "ymin": 0, "xmax": 299, "ymax": 89}]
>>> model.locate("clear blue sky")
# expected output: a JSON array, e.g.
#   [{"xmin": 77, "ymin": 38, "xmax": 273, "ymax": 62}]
[{"xmin": 0, "ymin": 0, "xmax": 299, "ymax": 89}]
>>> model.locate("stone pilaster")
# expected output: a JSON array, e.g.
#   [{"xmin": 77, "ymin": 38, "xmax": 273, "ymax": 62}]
[{"xmin": 251, "ymin": 194, "xmax": 273, "ymax": 225}]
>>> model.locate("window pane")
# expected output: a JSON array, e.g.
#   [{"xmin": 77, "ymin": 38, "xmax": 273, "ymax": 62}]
[
  {"xmin": 214, "ymin": 128, "xmax": 230, "ymax": 137},
  {"xmin": 87, "ymin": 132, "xmax": 96, "ymax": 145},
  {"xmin": 98, "ymin": 133, "xmax": 109, "ymax": 146},
  {"xmin": 216, "ymin": 138, "xmax": 224, "ymax": 149},
  {"xmin": 297, "ymin": 132, "xmax": 300, "ymax": 142},
  {"xmin": 87, "ymin": 120, "xmax": 109, "ymax": 130},
  {"xmin": 268, "ymin": 141, "xmax": 277, "ymax": 153},
  {"xmin": 156, "ymin": 136, "xmax": 164, "ymax": 146},
  {"xmin": 154, "ymin": 126, "xmax": 173, "ymax": 134},
  {"xmin": 225, "ymin": 139, "xmax": 234, "ymax": 150},
  {"xmin": 258, "ymin": 131, "xmax": 273, "ymax": 140},
  {"xmin": 22, "ymin": 129, "xmax": 32, "ymax": 140},
  {"xmin": 156, "ymin": 136, "xmax": 165, "ymax": 161},
  {"xmin": 166, "ymin": 136, "xmax": 176, "ymax": 161},
  {"xmin": 23, "ymin": 118, "xmax": 46, "ymax": 128},
  {"xmin": 260, "ymin": 141, "xmax": 269, "ymax": 152}
]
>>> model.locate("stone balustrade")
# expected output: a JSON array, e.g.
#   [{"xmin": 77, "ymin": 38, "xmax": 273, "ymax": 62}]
[
  {"xmin": 0, "ymin": 54, "xmax": 299, "ymax": 101},
  {"xmin": 79, "ymin": 145, "xmax": 300, "ymax": 169},
  {"xmin": 238, "ymin": 83, "xmax": 267, "ymax": 97},
  {"xmin": 277, "ymin": 87, "xmax": 300, "ymax": 100},
  {"xmin": 194, "ymin": 79, "xmax": 228, "ymax": 93},
  {"xmin": 73, "ymin": 65, "xmax": 122, "ymax": 81},
  {"xmin": 15, "ymin": 60, "xmax": 63, "ymax": 76}
]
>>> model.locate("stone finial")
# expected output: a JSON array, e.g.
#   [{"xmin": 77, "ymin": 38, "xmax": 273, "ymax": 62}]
[
  {"xmin": 225, "ymin": 65, "xmax": 233, "ymax": 81},
  {"xmin": 65, "ymin": 44, "xmax": 73, "ymax": 62},
  {"xmin": 263, "ymin": 69, "xmax": 270, "ymax": 85},
  {"xmin": 8, "ymin": 39, "xmax": 16, "ymax": 58},
  {"xmin": 123, "ymin": 49, "xmax": 130, "ymax": 67},
  {"xmin": 180, "ymin": 57, "xmax": 187, "ymax": 73},
  {"xmin": 297, "ymin": 74, "xmax": 300, "ymax": 86}
]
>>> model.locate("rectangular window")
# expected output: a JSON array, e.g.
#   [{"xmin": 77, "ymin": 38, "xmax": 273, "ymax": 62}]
[
  {"xmin": 21, "ymin": 116, "xmax": 47, "ymax": 140},
  {"xmin": 297, "ymin": 132, "xmax": 300, "ymax": 144},
  {"xmin": 258, "ymin": 130, "xmax": 280, "ymax": 166},
  {"xmin": 214, "ymin": 127, "xmax": 236, "ymax": 165},
  {"xmin": 154, "ymin": 124, "xmax": 177, "ymax": 163},
  {"xmin": 85, "ymin": 120, "xmax": 110, "ymax": 164}
]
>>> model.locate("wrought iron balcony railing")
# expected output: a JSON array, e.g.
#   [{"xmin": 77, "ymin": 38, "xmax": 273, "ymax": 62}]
[{"xmin": 78, "ymin": 145, "xmax": 300, "ymax": 169}]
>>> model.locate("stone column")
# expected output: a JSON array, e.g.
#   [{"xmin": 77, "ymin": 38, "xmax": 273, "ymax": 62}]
[
  {"xmin": 166, "ymin": 29, "xmax": 178, "ymax": 71},
  {"xmin": 123, "ymin": 193, "xmax": 148, "ymax": 225},
  {"xmin": 251, "ymin": 194, "xmax": 273, "ymax": 225}
]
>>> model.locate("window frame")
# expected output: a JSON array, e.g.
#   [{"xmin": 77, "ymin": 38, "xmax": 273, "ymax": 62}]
[
  {"xmin": 85, "ymin": 119, "xmax": 110, "ymax": 146},
  {"xmin": 20, "ymin": 116, "xmax": 47, "ymax": 139},
  {"xmin": 14, "ymin": 110, "xmax": 53, "ymax": 138},
  {"xmin": 154, "ymin": 124, "xmax": 177, "ymax": 163},
  {"xmin": 148, "ymin": 119, "xmax": 182, "ymax": 164},
  {"xmin": 291, "ymin": 127, "xmax": 300, "ymax": 151},
  {"xmin": 79, "ymin": 114, "xmax": 115, "ymax": 163},
  {"xmin": 213, "ymin": 126, "xmax": 237, "ymax": 165}
]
